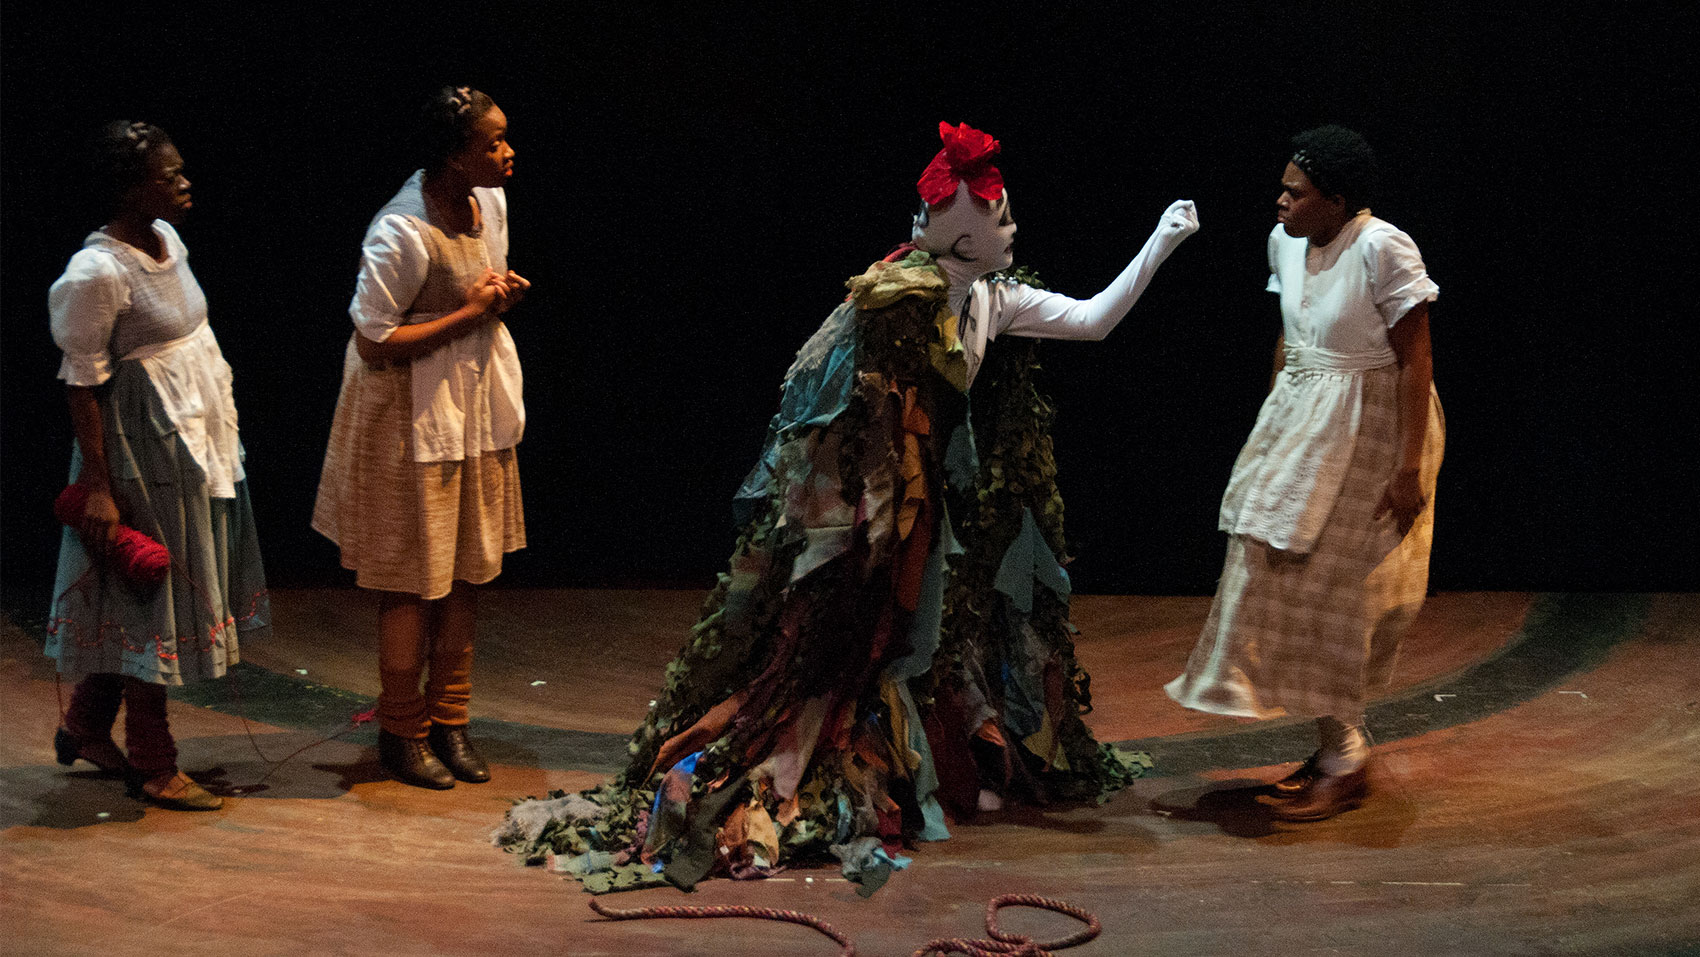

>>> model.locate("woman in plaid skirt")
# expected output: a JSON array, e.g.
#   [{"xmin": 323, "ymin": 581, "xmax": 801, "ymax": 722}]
[{"xmin": 1167, "ymin": 126, "xmax": 1444, "ymax": 821}]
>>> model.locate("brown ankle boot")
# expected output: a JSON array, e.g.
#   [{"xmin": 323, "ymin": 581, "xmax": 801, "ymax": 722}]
[
  {"xmin": 1271, "ymin": 751, "xmax": 1322, "ymax": 795},
  {"xmin": 379, "ymin": 730, "xmax": 455, "ymax": 790},
  {"xmin": 55, "ymin": 726, "xmax": 132, "ymax": 777},
  {"xmin": 427, "ymin": 723, "xmax": 490, "ymax": 783},
  {"xmin": 1272, "ymin": 766, "xmax": 1368, "ymax": 822}
]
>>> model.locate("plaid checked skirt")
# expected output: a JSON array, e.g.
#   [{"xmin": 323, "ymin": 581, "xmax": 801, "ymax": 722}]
[{"xmin": 1167, "ymin": 366, "xmax": 1444, "ymax": 720}]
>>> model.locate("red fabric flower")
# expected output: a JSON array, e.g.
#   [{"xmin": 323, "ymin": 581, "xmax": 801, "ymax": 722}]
[
  {"xmin": 916, "ymin": 121, "xmax": 1004, "ymax": 206},
  {"xmin": 54, "ymin": 483, "xmax": 171, "ymax": 588}
]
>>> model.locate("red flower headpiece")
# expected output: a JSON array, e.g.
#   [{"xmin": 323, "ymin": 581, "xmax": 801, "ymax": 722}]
[{"xmin": 916, "ymin": 121, "xmax": 1004, "ymax": 206}]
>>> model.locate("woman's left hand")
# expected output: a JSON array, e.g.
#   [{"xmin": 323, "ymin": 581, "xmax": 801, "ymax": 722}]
[
  {"xmin": 494, "ymin": 270, "xmax": 531, "ymax": 315},
  {"xmin": 1376, "ymin": 468, "xmax": 1426, "ymax": 536}
]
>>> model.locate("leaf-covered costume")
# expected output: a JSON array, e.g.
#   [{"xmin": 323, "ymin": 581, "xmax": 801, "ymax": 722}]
[{"xmin": 496, "ymin": 252, "xmax": 1144, "ymax": 894}]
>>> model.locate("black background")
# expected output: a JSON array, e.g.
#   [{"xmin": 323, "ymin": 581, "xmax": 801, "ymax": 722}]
[{"xmin": 3, "ymin": 3, "xmax": 1695, "ymax": 609}]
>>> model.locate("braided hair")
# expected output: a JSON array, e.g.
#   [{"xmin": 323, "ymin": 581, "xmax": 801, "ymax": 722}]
[
  {"xmin": 1289, "ymin": 125, "xmax": 1379, "ymax": 213},
  {"xmin": 91, "ymin": 121, "xmax": 172, "ymax": 218},
  {"xmin": 420, "ymin": 85, "xmax": 496, "ymax": 174}
]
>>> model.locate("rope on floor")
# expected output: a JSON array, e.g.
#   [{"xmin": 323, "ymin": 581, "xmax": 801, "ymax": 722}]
[
  {"xmin": 589, "ymin": 898, "xmax": 856, "ymax": 955},
  {"xmin": 587, "ymin": 892, "xmax": 1102, "ymax": 957}
]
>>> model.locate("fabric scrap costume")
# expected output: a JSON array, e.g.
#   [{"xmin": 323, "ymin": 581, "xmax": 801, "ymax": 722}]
[{"xmin": 496, "ymin": 123, "xmax": 1197, "ymax": 892}]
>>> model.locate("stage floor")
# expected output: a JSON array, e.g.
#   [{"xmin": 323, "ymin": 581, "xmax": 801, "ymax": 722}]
[{"xmin": 3, "ymin": 590, "xmax": 1697, "ymax": 955}]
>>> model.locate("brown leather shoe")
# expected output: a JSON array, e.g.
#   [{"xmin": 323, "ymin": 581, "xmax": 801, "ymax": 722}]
[
  {"xmin": 427, "ymin": 723, "xmax": 490, "ymax": 783},
  {"xmin": 55, "ymin": 726, "xmax": 132, "ymax": 778},
  {"xmin": 379, "ymin": 729, "xmax": 455, "ymax": 789},
  {"xmin": 1272, "ymin": 766, "xmax": 1368, "ymax": 822},
  {"xmin": 140, "ymin": 770, "xmax": 224, "ymax": 811},
  {"xmin": 1272, "ymin": 751, "xmax": 1322, "ymax": 795}
]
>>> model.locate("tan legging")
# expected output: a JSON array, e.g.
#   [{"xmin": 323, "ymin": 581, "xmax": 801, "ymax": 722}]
[{"xmin": 376, "ymin": 582, "xmax": 476, "ymax": 738}]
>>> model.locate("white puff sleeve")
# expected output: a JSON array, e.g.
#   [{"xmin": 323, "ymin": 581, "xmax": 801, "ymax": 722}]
[
  {"xmin": 349, "ymin": 213, "xmax": 430, "ymax": 341},
  {"xmin": 1366, "ymin": 225, "xmax": 1438, "ymax": 327},
  {"xmin": 1266, "ymin": 227, "xmax": 1284, "ymax": 294},
  {"xmin": 50, "ymin": 249, "xmax": 130, "ymax": 386}
]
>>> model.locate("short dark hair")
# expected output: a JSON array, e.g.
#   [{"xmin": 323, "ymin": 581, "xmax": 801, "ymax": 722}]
[
  {"xmin": 1290, "ymin": 125, "xmax": 1379, "ymax": 212},
  {"xmin": 420, "ymin": 85, "xmax": 496, "ymax": 173},
  {"xmin": 92, "ymin": 121, "xmax": 172, "ymax": 218}
]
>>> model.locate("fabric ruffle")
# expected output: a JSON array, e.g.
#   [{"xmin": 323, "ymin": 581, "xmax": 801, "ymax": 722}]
[{"xmin": 1218, "ymin": 368, "xmax": 1370, "ymax": 554}]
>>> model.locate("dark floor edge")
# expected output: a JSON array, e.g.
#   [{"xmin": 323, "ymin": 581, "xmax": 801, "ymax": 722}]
[
  {"xmin": 165, "ymin": 593, "xmax": 1652, "ymax": 779},
  {"xmin": 1116, "ymin": 593, "xmax": 1653, "ymax": 778}
]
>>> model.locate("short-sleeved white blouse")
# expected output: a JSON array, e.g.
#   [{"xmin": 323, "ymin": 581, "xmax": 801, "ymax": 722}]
[
  {"xmin": 1218, "ymin": 212, "xmax": 1438, "ymax": 552},
  {"xmin": 348, "ymin": 171, "xmax": 523, "ymax": 463},
  {"xmin": 49, "ymin": 221, "xmax": 244, "ymax": 498}
]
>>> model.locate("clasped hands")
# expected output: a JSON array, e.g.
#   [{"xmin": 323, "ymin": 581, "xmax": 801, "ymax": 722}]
[{"xmin": 468, "ymin": 268, "xmax": 531, "ymax": 316}]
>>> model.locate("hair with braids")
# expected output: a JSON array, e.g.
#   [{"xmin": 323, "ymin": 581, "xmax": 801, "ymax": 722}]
[
  {"xmin": 419, "ymin": 85, "xmax": 496, "ymax": 174},
  {"xmin": 91, "ymin": 121, "xmax": 173, "ymax": 218},
  {"xmin": 1289, "ymin": 125, "xmax": 1380, "ymax": 213}
]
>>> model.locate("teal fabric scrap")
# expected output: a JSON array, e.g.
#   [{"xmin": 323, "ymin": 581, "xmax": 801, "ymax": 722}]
[
  {"xmin": 887, "ymin": 501, "xmax": 962, "ymax": 683},
  {"xmin": 896, "ymin": 682, "xmax": 951, "ymax": 841},
  {"xmin": 944, "ymin": 417, "xmax": 979, "ymax": 491},
  {"xmin": 552, "ymin": 850, "xmax": 615, "ymax": 877},
  {"xmin": 645, "ymin": 749, "xmax": 702, "ymax": 866},
  {"xmin": 830, "ymin": 836, "xmax": 913, "ymax": 898},
  {"xmin": 834, "ymin": 793, "xmax": 854, "ymax": 843},
  {"xmin": 993, "ymin": 506, "xmax": 1072, "ymax": 614},
  {"xmin": 776, "ymin": 308, "xmax": 861, "ymax": 433},
  {"xmin": 733, "ymin": 303, "xmax": 862, "ymax": 524},
  {"xmin": 999, "ymin": 621, "xmax": 1047, "ymax": 739}
]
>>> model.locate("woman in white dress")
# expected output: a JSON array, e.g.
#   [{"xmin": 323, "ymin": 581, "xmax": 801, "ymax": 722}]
[
  {"xmin": 47, "ymin": 122, "xmax": 270, "ymax": 811},
  {"xmin": 314, "ymin": 87, "xmax": 529, "ymax": 789},
  {"xmin": 1167, "ymin": 125, "xmax": 1444, "ymax": 821}
]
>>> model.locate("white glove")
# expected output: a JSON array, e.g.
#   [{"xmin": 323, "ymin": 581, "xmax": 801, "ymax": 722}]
[
  {"xmin": 1154, "ymin": 199, "xmax": 1200, "ymax": 249},
  {"xmin": 993, "ymin": 198, "xmax": 1200, "ymax": 343}
]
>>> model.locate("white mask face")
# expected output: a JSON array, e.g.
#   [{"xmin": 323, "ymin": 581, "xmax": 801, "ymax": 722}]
[{"xmin": 912, "ymin": 180, "xmax": 1017, "ymax": 274}]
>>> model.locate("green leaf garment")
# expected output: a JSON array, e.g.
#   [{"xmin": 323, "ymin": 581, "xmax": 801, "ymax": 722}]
[{"xmin": 495, "ymin": 251, "xmax": 1147, "ymax": 895}]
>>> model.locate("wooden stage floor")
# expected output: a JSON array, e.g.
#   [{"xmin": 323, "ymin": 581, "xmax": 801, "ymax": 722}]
[{"xmin": 3, "ymin": 590, "xmax": 1697, "ymax": 956}]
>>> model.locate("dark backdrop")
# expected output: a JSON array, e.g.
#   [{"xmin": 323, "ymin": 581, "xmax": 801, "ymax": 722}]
[{"xmin": 4, "ymin": 3, "xmax": 1695, "ymax": 609}]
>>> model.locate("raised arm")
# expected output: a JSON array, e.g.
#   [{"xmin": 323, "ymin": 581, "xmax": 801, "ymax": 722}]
[{"xmin": 998, "ymin": 200, "xmax": 1198, "ymax": 341}]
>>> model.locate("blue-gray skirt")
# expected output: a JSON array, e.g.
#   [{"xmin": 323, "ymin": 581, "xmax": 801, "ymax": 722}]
[{"xmin": 45, "ymin": 359, "xmax": 269, "ymax": 685}]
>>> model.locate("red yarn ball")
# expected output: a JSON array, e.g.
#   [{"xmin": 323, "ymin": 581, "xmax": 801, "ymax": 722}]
[{"xmin": 53, "ymin": 484, "xmax": 171, "ymax": 587}]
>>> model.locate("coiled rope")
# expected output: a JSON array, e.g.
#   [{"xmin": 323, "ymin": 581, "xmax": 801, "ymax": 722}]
[{"xmin": 587, "ymin": 892, "xmax": 1102, "ymax": 957}]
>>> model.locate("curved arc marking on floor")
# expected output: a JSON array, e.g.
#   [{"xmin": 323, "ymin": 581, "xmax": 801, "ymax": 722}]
[
  {"xmin": 171, "ymin": 593, "xmax": 1652, "ymax": 778},
  {"xmin": 1116, "ymin": 592, "xmax": 1653, "ymax": 778}
]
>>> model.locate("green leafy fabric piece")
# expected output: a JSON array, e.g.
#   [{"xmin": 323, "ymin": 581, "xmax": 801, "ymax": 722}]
[{"xmin": 993, "ymin": 506, "xmax": 1072, "ymax": 615}]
